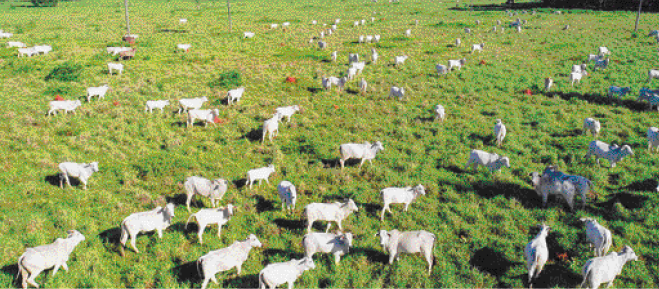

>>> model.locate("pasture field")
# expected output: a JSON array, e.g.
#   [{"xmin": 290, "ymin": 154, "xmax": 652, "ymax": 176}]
[{"xmin": 0, "ymin": 0, "xmax": 658, "ymax": 287}]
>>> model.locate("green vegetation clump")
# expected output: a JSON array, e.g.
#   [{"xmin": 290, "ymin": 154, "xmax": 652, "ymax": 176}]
[
  {"xmin": 208, "ymin": 70, "xmax": 242, "ymax": 89},
  {"xmin": 44, "ymin": 62, "xmax": 82, "ymax": 82},
  {"xmin": 31, "ymin": 0, "xmax": 58, "ymax": 7}
]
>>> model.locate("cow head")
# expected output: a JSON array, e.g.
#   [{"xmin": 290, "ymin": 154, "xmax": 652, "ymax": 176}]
[
  {"xmin": 376, "ymin": 230, "xmax": 390, "ymax": 247},
  {"xmin": 247, "ymin": 234, "xmax": 262, "ymax": 248},
  {"xmin": 620, "ymin": 246, "xmax": 638, "ymax": 261}
]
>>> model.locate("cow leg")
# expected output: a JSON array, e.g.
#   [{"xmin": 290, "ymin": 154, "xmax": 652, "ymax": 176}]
[
  {"xmin": 335, "ymin": 254, "xmax": 341, "ymax": 264},
  {"xmin": 404, "ymin": 203, "xmax": 410, "ymax": 212},
  {"xmin": 198, "ymin": 226, "xmax": 205, "ymax": 245},
  {"xmin": 201, "ymin": 278, "xmax": 211, "ymax": 289},
  {"xmin": 52, "ymin": 264, "xmax": 60, "ymax": 276},
  {"xmin": 64, "ymin": 174, "xmax": 71, "ymax": 188},
  {"xmin": 340, "ymin": 159, "xmax": 345, "ymax": 169},
  {"xmin": 236, "ymin": 265, "xmax": 242, "ymax": 275},
  {"xmin": 186, "ymin": 193, "xmax": 194, "ymax": 212},
  {"xmin": 61, "ymin": 262, "xmax": 68, "ymax": 272},
  {"xmin": 265, "ymin": 178, "xmax": 270, "ymax": 185},
  {"xmin": 325, "ymin": 222, "xmax": 332, "ymax": 233},
  {"xmin": 157, "ymin": 229, "xmax": 163, "ymax": 239},
  {"xmin": 287, "ymin": 281, "xmax": 294, "ymax": 289},
  {"xmin": 336, "ymin": 221, "xmax": 343, "ymax": 231},
  {"xmin": 542, "ymin": 193, "xmax": 548, "ymax": 208},
  {"xmin": 82, "ymin": 180, "xmax": 87, "ymax": 190},
  {"xmin": 358, "ymin": 159, "xmax": 365, "ymax": 169},
  {"xmin": 380, "ymin": 205, "xmax": 388, "ymax": 221},
  {"xmin": 389, "ymin": 252, "xmax": 397, "ymax": 264},
  {"xmin": 217, "ymin": 224, "xmax": 222, "ymax": 238},
  {"xmin": 26, "ymin": 270, "xmax": 41, "ymax": 289},
  {"xmin": 307, "ymin": 220, "xmax": 313, "ymax": 233},
  {"xmin": 130, "ymin": 235, "xmax": 140, "ymax": 253}
]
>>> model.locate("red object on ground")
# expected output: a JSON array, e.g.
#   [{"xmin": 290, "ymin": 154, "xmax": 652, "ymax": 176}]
[
  {"xmin": 479, "ymin": 60, "xmax": 486, "ymax": 65},
  {"xmin": 214, "ymin": 117, "xmax": 222, "ymax": 124},
  {"xmin": 286, "ymin": 77, "xmax": 297, "ymax": 83},
  {"xmin": 54, "ymin": 95, "xmax": 64, "ymax": 101},
  {"xmin": 524, "ymin": 89, "xmax": 532, "ymax": 95},
  {"xmin": 186, "ymin": 49, "xmax": 189, "ymax": 52},
  {"xmin": 333, "ymin": 105, "xmax": 339, "ymax": 109},
  {"xmin": 280, "ymin": 43, "xmax": 285, "ymax": 47},
  {"xmin": 113, "ymin": 101, "xmax": 120, "ymax": 106}
]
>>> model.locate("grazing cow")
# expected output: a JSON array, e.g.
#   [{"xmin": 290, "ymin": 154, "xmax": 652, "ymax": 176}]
[
  {"xmin": 197, "ymin": 234, "xmax": 262, "ymax": 289},
  {"xmin": 120, "ymin": 204, "xmax": 176, "ymax": 253},
  {"xmin": 339, "ymin": 141, "xmax": 384, "ymax": 169},
  {"xmin": 377, "ymin": 230, "xmax": 435, "ymax": 274},
  {"xmin": 58, "ymin": 162, "xmax": 99, "ymax": 190},
  {"xmin": 183, "ymin": 176, "xmax": 229, "ymax": 212},
  {"xmin": 186, "ymin": 204, "xmax": 235, "ymax": 244},
  {"xmin": 580, "ymin": 246, "xmax": 638, "ymax": 289},
  {"xmin": 525, "ymin": 224, "xmax": 550, "ymax": 288}
]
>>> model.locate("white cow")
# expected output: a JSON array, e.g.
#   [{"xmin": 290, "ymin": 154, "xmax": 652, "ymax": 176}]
[
  {"xmin": 394, "ymin": 55, "xmax": 408, "ymax": 66},
  {"xmin": 246, "ymin": 164, "xmax": 276, "ymax": 189},
  {"xmin": 339, "ymin": 141, "xmax": 384, "ymax": 169},
  {"xmin": 524, "ymin": 224, "xmax": 549, "ymax": 288},
  {"xmin": 120, "ymin": 204, "xmax": 176, "ymax": 253},
  {"xmin": 585, "ymin": 140, "xmax": 633, "ymax": 167},
  {"xmin": 494, "ymin": 119, "xmax": 506, "ymax": 147},
  {"xmin": 186, "ymin": 204, "xmax": 235, "ymax": 244},
  {"xmin": 259, "ymin": 258, "xmax": 315, "ymax": 289},
  {"xmin": 580, "ymin": 218, "xmax": 612, "ymax": 257},
  {"xmin": 377, "ymin": 229, "xmax": 435, "ymax": 274},
  {"xmin": 277, "ymin": 181, "xmax": 297, "ymax": 211},
  {"xmin": 647, "ymin": 127, "xmax": 659, "ymax": 152},
  {"xmin": 380, "ymin": 185, "xmax": 425, "ymax": 221},
  {"xmin": 302, "ymin": 232, "xmax": 353, "ymax": 264},
  {"xmin": 86, "ymin": 84, "xmax": 110, "ymax": 102},
  {"xmin": 471, "ymin": 43, "xmax": 484, "ymax": 53},
  {"xmin": 17, "ymin": 230, "xmax": 85, "ymax": 289},
  {"xmin": 530, "ymin": 166, "xmax": 594, "ymax": 210},
  {"xmin": 107, "ymin": 63, "xmax": 124, "ymax": 75},
  {"xmin": 178, "ymin": 97, "xmax": 208, "ymax": 114},
  {"xmin": 187, "ymin": 109, "xmax": 220, "ymax": 128},
  {"xmin": 435, "ymin": 104, "xmax": 446, "ymax": 121},
  {"xmin": 197, "ymin": 234, "xmax": 262, "ymax": 289},
  {"xmin": 570, "ymin": 71, "xmax": 586, "ymax": 86},
  {"xmin": 304, "ymin": 199, "xmax": 358, "ymax": 233},
  {"xmin": 360, "ymin": 78, "xmax": 368, "ymax": 95},
  {"xmin": 48, "ymin": 100, "xmax": 81, "ymax": 116},
  {"xmin": 389, "ymin": 86, "xmax": 407, "ymax": 101},
  {"xmin": 243, "ymin": 32, "xmax": 255, "ymax": 38},
  {"xmin": 18, "ymin": 47, "xmax": 37, "ymax": 57},
  {"xmin": 58, "ymin": 162, "xmax": 99, "ymax": 190},
  {"xmin": 144, "ymin": 100, "xmax": 170, "ymax": 113},
  {"xmin": 580, "ymin": 246, "xmax": 638, "ymax": 289},
  {"xmin": 227, "ymin": 87, "xmax": 246, "ymax": 105},
  {"xmin": 7, "ymin": 41, "xmax": 26, "ymax": 48},
  {"xmin": 262, "ymin": 113, "xmax": 282, "ymax": 143},
  {"xmin": 545, "ymin": 78, "xmax": 553, "ymax": 92},
  {"xmin": 464, "ymin": 150, "xmax": 510, "ymax": 172},
  {"xmin": 275, "ymin": 105, "xmax": 300, "ymax": 123},
  {"xmin": 183, "ymin": 176, "xmax": 229, "ymax": 212},
  {"xmin": 448, "ymin": 58, "xmax": 466, "ymax": 71},
  {"xmin": 582, "ymin": 118, "xmax": 601, "ymax": 137}
]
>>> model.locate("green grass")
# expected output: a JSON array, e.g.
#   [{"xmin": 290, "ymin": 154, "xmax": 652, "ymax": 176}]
[{"xmin": 0, "ymin": 0, "xmax": 658, "ymax": 288}]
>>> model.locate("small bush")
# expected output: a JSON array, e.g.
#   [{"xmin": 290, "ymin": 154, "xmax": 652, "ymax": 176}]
[
  {"xmin": 31, "ymin": 0, "xmax": 58, "ymax": 7},
  {"xmin": 45, "ymin": 62, "xmax": 83, "ymax": 82},
  {"xmin": 208, "ymin": 70, "xmax": 242, "ymax": 89}
]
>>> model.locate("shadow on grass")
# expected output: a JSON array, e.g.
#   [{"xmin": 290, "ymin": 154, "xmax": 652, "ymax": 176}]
[
  {"xmin": 353, "ymin": 247, "xmax": 388, "ymax": 264},
  {"xmin": 98, "ymin": 227, "xmax": 122, "ymax": 254},
  {"xmin": 166, "ymin": 194, "xmax": 200, "ymax": 208},
  {"xmin": 224, "ymin": 274, "xmax": 259, "ymax": 288},
  {"xmin": 307, "ymin": 87, "xmax": 322, "ymax": 94},
  {"xmin": 171, "ymin": 121, "xmax": 186, "ymax": 128},
  {"xmin": 159, "ymin": 29, "xmax": 188, "ymax": 33},
  {"xmin": 528, "ymin": 264, "xmax": 582, "ymax": 288},
  {"xmin": 550, "ymin": 129, "xmax": 583, "ymax": 138},
  {"xmin": 595, "ymin": 192, "xmax": 649, "ymax": 211},
  {"xmin": 623, "ymin": 178, "xmax": 657, "ymax": 192},
  {"xmin": 414, "ymin": 116, "xmax": 435, "ymax": 123},
  {"xmin": 273, "ymin": 218, "xmax": 305, "ymax": 233},
  {"xmin": 240, "ymin": 128, "xmax": 262, "ymax": 142},
  {"xmin": 254, "ymin": 195, "xmax": 276, "ymax": 213},
  {"xmin": 233, "ymin": 178, "xmax": 247, "ymax": 190},
  {"xmin": 469, "ymin": 247, "xmax": 517, "ymax": 286},
  {"xmin": 44, "ymin": 173, "xmax": 63, "ymax": 187},
  {"xmin": 1, "ymin": 264, "xmax": 18, "ymax": 281},
  {"xmin": 546, "ymin": 91, "xmax": 649, "ymax": 112},
  {"xmin": 357, "ymin": 202, "xmax": 381, "ymax": 217},
  {"xmin": 171, "ymin": 261, "xmax": 201, "ymax": 284},
  {"xmin": 471, "ymin": 181, "xmax": 540, "ymax": 209},
  {"xmin": 262, "ymin": 248, "xmax": 300, "ymax": 260},
  {"xmin": 468, "ymin": 132, "xmax": 494, "ymax": 144}
]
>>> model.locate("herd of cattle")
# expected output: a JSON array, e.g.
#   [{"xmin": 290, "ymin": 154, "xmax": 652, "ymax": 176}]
[{"xmin": 3, "ymin": 2, "xmax": 656, "ymax": 289}]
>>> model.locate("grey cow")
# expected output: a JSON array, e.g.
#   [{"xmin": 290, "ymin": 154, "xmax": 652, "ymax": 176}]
[
  {"xmin": 530, "ymin": 166, "xmax": 594, "ymax": 210},
  {"xmin": 184, "ymin": 176, "xmax": 229, "ymax": 212},
  {"xmin": 17, "ymin": 230, "xmax": 85, "ymax": 289},
  {"xmin": 58, "ymin": 161, "xmax": 99, "ymax": 190},
  {"xmin": 197, "ymin": 234, "xmax": 262, "ymax": 289},
  {"xmin": 377, "ymin": 229, "xmax": 435, "ymax": 274}
]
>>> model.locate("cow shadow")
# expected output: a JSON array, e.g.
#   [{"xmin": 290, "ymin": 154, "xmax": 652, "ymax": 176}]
[
  {"xmin": 528, "ymin": 264, "xmax": 582, "ymax": 288},
  {"xmin": 472, "ymin": 182, "xmax": 540, "ymax": 209},
  {"xmin": 307, "ymin": 87, "xmax": 322, "ymax": 94},
  {"xmin": 44, "ymin": 173, "xmax": 63, "ymax": 187},
  {"xmin": 1, "ymin": 264, "xmax": 18, "ymax": 282},
  {"xmin": 169, "ymin": 222, "xmax": 191, "ymax": 234},
  {"xmin": 357, "ymin": 202, "xmax": 381, "ymax": 217},
  {"xmin": 170, "ymin": 261, "xmax": 201, "ymax": 284},
  {"xmin": 469, "ymin": 247, "xmax": 517, "ymax": 281},
  {"xmin": 233, "ymin": 178, "xmax": 247, "ymax": 190},
  {"xmin": 438, "ymin": 164, "xmax": 464, "ymax": 174},
  {"xmin": 414, "ymin": 116, "xmax": 435, "ymax": 123},
  {"xmin": 254, "ymin": 195, "xmax": 276, "ymax": 213},
  {"xmin": 550, "ymin": 129, "xmax": 583, "ymax": 138},
  {"xmin": 345, "ymin": 88, "xmax": 359, "ymax": 95},
  {"xmin": 262, "ymin": 248, "xmax": 301, "ymax": 261},
  {"xmin": 98, "ymin": 227, "xmax": 122, "ymax": 253},
  {"xmin": 223, "ymin": 274, "xmax": 259, "ymax": 288},
  {"xmin": 159, "ymin": 29, "xmax": 188, "ymax": 33},
  {"xmin": 623, "ymin": 178, "xmax": 657, "ymax": 192},
  {"xmin": 546, "ymin": 92, "xmax": 648, "ymax": 112},
  {"xmin": 171, "ymin": 121, "xmax": 186, "ymax": 128},
  {"xmin": 352, "ymin": 247, "xmax": 388, "ymax": 264},
  {"xmin": 273, "ymin": 218, "xmax": 305, "ymax": 232},
  {"xmin": 595, "ymin": 192, "xmax": 649, "ymax": 211},
  {"xmin": 165, "ymin": 194, "xmax": 197, "ymax": 207},
  {"xmin": 240, "ymin": 128, "xmax": 262, "ymax": 142}
]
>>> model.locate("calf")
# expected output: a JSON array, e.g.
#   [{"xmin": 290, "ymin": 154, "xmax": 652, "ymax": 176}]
[
  {"xmin": 246, "ymin": 164, "xmax": 276, "ymax": 189},
  {"xmin": 464, "ymin": 149, "xmax": 510, "ymax": 172},
  {"xmin": 145, "ymin": 100, "xmax": 170, "ymax": 113},
  {"xmin": 227, "ymin": 87, "xmax": 245, "ymax": 105},
  {"xmin": 86, "ymin": 84, "xmax": 110, "ymax": 102},
  {"xmin": 585, "ymin": 140, "xmax": 633, "ymax": 168},
  {"xmin": 277, "ymin": 181, "xmax": 297, "ymax": 211},
  {"xmin": 187, "ymin": 109, "xmax": 220, "ymax": 128},
  {"xmin": 48, "ymin": 100, "xmax": 81, "ymax": 116},
  {"xmin": 380, "ymin": 185, "xmax": 425, "ymax": 221}
]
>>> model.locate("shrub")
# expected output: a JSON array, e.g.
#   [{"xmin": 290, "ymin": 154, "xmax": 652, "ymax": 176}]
[
  {"xmin": 31, "ymin": 0, "xmax": 58, "ymax": 7},
  {"xmin": 45, "ymin": 62, "xmax": 82, "ymax": 82},
  {"xmin": 208, "ymin": 70, "xmax": 242, "ymax": 89}
]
